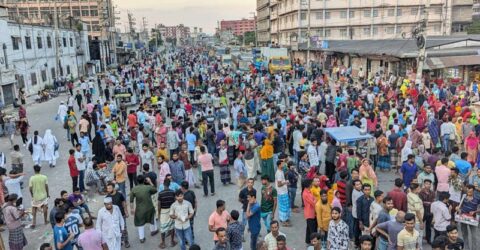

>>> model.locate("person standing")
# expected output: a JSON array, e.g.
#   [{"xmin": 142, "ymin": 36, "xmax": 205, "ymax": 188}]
[
  {"xmin": 315, "ymin": 189, "xmax": 331, "ymax": 246},
  {"xmin": 29, "ymin": 165, "xmax": 49, "ymax": 229},
  {"xmin": 125, "ymin": 148, "xmax": 140, "ymax": 190},
  {"xmin": 260, "ymin": 175, "xmax": 277, "ymax": 233},
  {"xmin": 327, "ymin": 207, "xmax": 349, "ymax": 250},
  {"xmin": 75, "ymin": 144, "xmax": 87, "ymax": 193},
  {"xmin": 68, "ymin": 149, "xmax": 79, "ymax": 191},
  {"xmin": 303, "ymin": 179, "xmax": 317, "ymax": 244},
  {"xmin": 106, "ymin": 182, "xmax": 130, "ymax": 248},
  {"xmin": 112, "ymin": 154, "xmax": 127, "ymax": 197},
  {"xmin": 208, "ymin": 200, "xmax": 231, "ymax": 244},
  {"xmin": 157, "ymin": 179, "xmax": 177, "ymax": 248},
  {"xmin": 129, "ymin": 175, "xmax": 159, "ymax": 243},
  {"xmin": 456, "ymin": 184, "xmax": 480, "ymax": 249},
  {"xmin": 64, "ymin": 205, "xmax": 83, "ymax": 249},
  {"xmin": 10, "ymin": 145, "xmax": 24, "ymax": 174},
  {"xmin": 376, "ymin": 211, "xmax": 406, "ymax": 250},
  {"xmin": 397, "ymin": 213, "xmax": 420, "ymax": 250},
  {"xmin": 77, "ymin": 217, "xmax": 108, "ymax": 250},
  {"xmin": 3, "ymin": 194, "xmax": 27, "ymax": 250},
  {"xmin": 198, "ymin": 145, "xmax": 215, "ymax": 196},
  {"xmin": 96, "ymin": 196, "xmax": 125, "ymax": 250},
  {"xmin": 180, "ymin": 181, "xmax": 197, "ymax": 239},
  {"xmin": 67, "ymin": 112, "xmax": 80, "ymax": 147},
  {"xmin": 238, "ymin": 178, "xmax": 256, "ymax": 238},
  {"xmin": 275, "ymin": 160, "xmax": 291, "ymax": 227},
  {"xmin": 418, "ymin": 179, "xmax": 435, "ymax": 244},
  {"xmin": 226, "ymin": 210, "xmax": 244, "ymax": 250},
  {"xmin": 169, "ymin": 189, "xmax": 195, "ymax": 250},
  {"xmin": 356, "ymin": 184, "xmax": 373, "ymax": 237},
  {"xmin": 234, "ymin": 151, "xmax": 247, "ymax": 189},
  {"xmin": 246, "ymin": 191, "xmax": 262, "ymax": 250},
  {"xmin": 28, "ymin": 131, "xmax": 44, "ymax": 165},
  {"xmin": 169, "ymin": 152, "xmax": 185, "ymax": 185},
  {"xmin": 407, "ymin": 183, "xmax": 424, "ymax": 249},
  {"xmin": 264, "ymin": 220, "xmax": 286, "ymax": 250},
  {"xmin": 53, "ymin": 212, "xmax": 75, "ymax": 250},
  {"xmin": 431, "ymin": 192, "xmax": 451, "ymax": 238}
]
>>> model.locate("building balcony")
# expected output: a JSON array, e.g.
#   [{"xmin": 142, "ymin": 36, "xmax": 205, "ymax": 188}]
[
  {"xmin": 453, "ymin": 0, "xmax": 474, "ymax": 5},
  {"xmin": 257, "ymin": 0, "xmax": 269, "ymax": 10}
]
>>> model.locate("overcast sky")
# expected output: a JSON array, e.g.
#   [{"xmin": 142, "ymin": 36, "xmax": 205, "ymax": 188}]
[{"xmin": 115, "ymin": 0, "xmax": 256, "ymax": 34}]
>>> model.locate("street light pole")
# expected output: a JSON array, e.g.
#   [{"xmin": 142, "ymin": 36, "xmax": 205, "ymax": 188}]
[
  {"xmin": 415, "ymin": 0, "xmax": 430, "ymax": 90},
  {"xmin": 306, "ymin": 0, "xmax": 311, "ymax": 69}
]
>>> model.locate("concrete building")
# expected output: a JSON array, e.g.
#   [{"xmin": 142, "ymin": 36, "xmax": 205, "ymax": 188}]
[
  {"xmin": 261, "ymin": 0, "xmax": 474, "ymax": 47},
  {"xmin": 257, "ymin": 0, "xmax": 271, "ymax": 45},
  {"xmin": 157, "ymin": 24, "xmax": 190, "ymax": 40},
  {"xmin": 2, "ymin": 0, "xmax": 117, "ymax": 67},
  {"xmin": 220, "ymin": 18, "xmax": 256, "ymax": 36},
  {"xmin": 0, "ymin": 6, "xmax": 89, "ymax": 104}
]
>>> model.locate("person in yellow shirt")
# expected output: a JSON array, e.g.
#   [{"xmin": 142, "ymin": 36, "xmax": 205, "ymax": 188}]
[
  {"xmin": 315, "ymin": 189, "xmax": 331, "ymax": 243},
  {"xmin": 103, "ymin": 102, "xmax": 111, "ymax": 120},
  {"xmin": 112, "ymin": 154, "xmax": 127, "ymax": 197},
  {"xmin": 310, "ymin": 177, "xmax": 321, "ymax": 201},
  {"xmin": 156, "ymin": 142, "xmax": 169, "ymax": 162}
]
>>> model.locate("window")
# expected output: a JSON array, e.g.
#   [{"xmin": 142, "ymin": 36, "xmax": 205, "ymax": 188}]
[
  {"xmin": 372, "ymin": 26, "xmax": 378, "ymax": 35},
  {"xmin": 41, "ymin": 69, "xmax": 47, "ymax": 82},
  {"xmin": 47, "ymin": 36, "xmax": 52, "ymax": 48},
  {"xmin": 81, "ymin": 10, "xmax": 89, "ymax": 16},
  {"xmin": 324, "ymin": 29, "xmax": 331, "ymax": 37},
  {"xmin": 340, "ymin": 11, "xmax": 347, "ymax": 18},
  {"xmin": 63, "ymin": 37, "xmax": 67, "ymax": 47},
  {"xmin": 385, "ymin": 27, "xmax": 395, "ymax": 34},
  {"xmin": 363, "ymin": 27, "xmax": 370, "ymax": 35},
  {"xmin": 37, "ymin": 36, "xmax": 42, "ymax": 49},
  {"xmin": 70, "ymin": 37, "xmax": 73, "ymax": 47},
  {"xmin": 300, "ymin": 12, "xmax": 306, "ymax": 20},
  {"xmin": 72, "ymin": 9, "xmax": 80, "ymax": 16},
  {"xmin": 397, "ymin": 9, "xmax": 402, "ymax": 16},
  {"xmin": 30, "ymin": 72, "xmax": 37, "ymax": 86},
  {"xmin": 325, "ymin": 11, "xmax": 331, "ymax": 19},
  {"xmin": 349, "ymin": 10, "xmax": 355, "ymax": 18},
  {"xmin": 349, "ymin": 28, "xmax": 355, "ymax": 38},
  {"xmin": 435, "ymin": 7, "xmax": 442, "ymax": 15},
  {"xmin": 340, "ymin": 28, "xmax": 347, "ymax": 37},
  {"xmin": 66, "ymin": 65, "xmax": 71, "ymax": 75},
  {"xmin": 316, "ymin": 12, "xmax": 323, "ymax": 19},
  {"xmin": 411, "ymin": 7, "xmax": 418, "ymax": 15},
  {"xmin": 372, "ymin": 9, "xmax": 378, "ymax": 17},
  {"xmin": 90, "ymin": 10, "xmax": 98, "ymax": 16},
  {"xmin": 364, "ymin": 10, "xmax": 370, "ymax": 17},
  {"xmin": 11, "ymin": 36, "xmax": 20, "ymax": 50},
  {"xmin": 51, "ymin": 68, "xmax": 56, "ymax": 79},
  {"xmin": 387, "ymin": 9, "xmax": 395, "ymax": 16},
  {"xmin": 25, "ymin": 36, "xmax": 31, "ymax": 49}
]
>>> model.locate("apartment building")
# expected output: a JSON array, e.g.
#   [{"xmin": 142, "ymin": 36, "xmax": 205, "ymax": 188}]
[
  {"xmin": 264, "ymin": 0, "xmax": 474, "ymax": 46},
  {"xmin": 257, "ymin": 0, "xmax": 271, "ymax": 45},
  {"xmin": 157, "ymin": 24, "xmax": 190, "ymax": 40},
  {"xmin": 220, "ymin": 18, "xmax": 256, "ymax": 36}
]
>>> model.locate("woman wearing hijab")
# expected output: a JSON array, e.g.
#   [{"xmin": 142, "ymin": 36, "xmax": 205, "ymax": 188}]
[
  {"xmin": 27, "ymin": 130, "xmax": 44, "ymax": 165},
  {"xmin": 92, "ymin": 132, "xmax": 107, "ymax": 163},
  {"xmin": 326, "ymin": 115, "xmax": 337, "ymax": 128},
  {"xmin": 359, "ymin": 158, "xmax": 377, "ymax": 193},
  {"xmin": 464, "ymin": 131, "xmax": 479, "ymax": 163},
  {"xmin": 260, "ymin": 139, "xmax": 275, "ymax": 182},
  {"xmin": 43, "ymin": 129, "xmax": 58, "ymax": 168},
  {"xmin": 401, "ymin": 140, "xmax": 413, "ymax": 165},
  {"xmin": 427, "ymin": 114, "xmax": 440, "ymax": 149},
  {"xmin": 376, "ymin": 133, "xmax": 390, "ymax": 171}
]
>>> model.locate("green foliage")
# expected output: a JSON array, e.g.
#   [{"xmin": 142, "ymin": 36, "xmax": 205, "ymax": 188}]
[
  {"xmin": 236, "ymin": 31, "xmax": 256, "ymax": 46},
  {"xmin": 467, "ymin": 21, "xmax": 480, "ymax": 34}
]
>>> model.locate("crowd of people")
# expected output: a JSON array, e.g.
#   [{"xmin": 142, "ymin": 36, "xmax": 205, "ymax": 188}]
[{"xmin": 0, "ymin": 45, "xmax": 478, "ymax": 250}]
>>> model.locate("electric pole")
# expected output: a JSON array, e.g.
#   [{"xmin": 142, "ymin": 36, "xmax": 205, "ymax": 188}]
[
  {"xmin": 414, "ymin": 0, "xmax": 430, "ymax": 90},
  {"xmin": 306, "ymin": 0, "xmax": 311, "ymax": 69},
  {"xmin": 53, "ymin": 0, "xmax": 60, "ymax": 80}
]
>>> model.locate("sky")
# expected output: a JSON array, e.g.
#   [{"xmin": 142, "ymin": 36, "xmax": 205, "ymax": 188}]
[{"xmin": 115, "ymin": 0, "xmax": 256, "ymax": 34}]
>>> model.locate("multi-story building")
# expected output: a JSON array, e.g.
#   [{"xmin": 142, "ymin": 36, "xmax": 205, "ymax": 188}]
[
  {"xmin": 157, "ymin": 24, "xmax": 190, "ymax": 40},
  {"xmin": 220, "ymin": 18, "xmax": 256, "ymax": 36},
  {"xmin": 257, "ymin": 0, "xmax": 271, "ymax": 45},
  {"xmin": 2, "ymin": 0, "xmax": 117, "ymax": 67},
  {"xmin": 263, "ymin": 0, "xmax": 474, "ymax": 46},
  {"xmin": 0, "ymin": 6, "xmax": 90, "ymax": 104}
]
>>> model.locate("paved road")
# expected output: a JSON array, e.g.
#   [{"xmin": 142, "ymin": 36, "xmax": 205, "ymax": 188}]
[{"xmin": 0, "ymin": 90, "xmax": 434, "ymax": 250}]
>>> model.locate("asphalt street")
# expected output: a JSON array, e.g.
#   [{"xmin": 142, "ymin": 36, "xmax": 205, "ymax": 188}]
[{"xmin": 0, "ymin": 89, "xmax": 433, "ymax": 250}]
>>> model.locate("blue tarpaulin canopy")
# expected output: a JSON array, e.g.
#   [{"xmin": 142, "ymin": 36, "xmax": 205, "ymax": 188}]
[{"xmin": 324, "ymin": 126, "xmax": 373, "ymax": 143}]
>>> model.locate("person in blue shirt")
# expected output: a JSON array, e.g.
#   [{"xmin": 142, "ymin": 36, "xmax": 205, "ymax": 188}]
[
  {"xmin": 454, "ymin": 152, "xmax": 472, "ymax": 177},
  {"xmin": 185, "ymin": 128, "xmax": 197, "ymax": 165},
  {"xmin": 64, "ymin": 206, "xmax": 83, "ymax": 248},
  {"xmin": 246, "ymin": 191, "xmax": 261, "ymax": 250},
  {"xmin": 53, "ymin": 211, "xmax": 75, "ymax": 250},
  {"xmin": 400, "ymin": 154, "xmax": 418, "ymax": 189}
]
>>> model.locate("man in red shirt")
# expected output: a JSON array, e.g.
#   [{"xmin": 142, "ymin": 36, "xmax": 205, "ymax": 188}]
[
  {"xmin": 336, "ymin": 171, "xmax": 348, "ymax": 207},
  {"xmin": 387, "ymin": 178, "xmax": 407, "ymax": 212},
  {"xmin": 127, "ymin": 110, "xmax": 137, "ymax": 129},
  {"xmin": 125, "ymin": 148, "xmax": 140, "ymax": 190},
  {"xmin": 68, "ymin": 149, "xmax": 79, "ymax": 191},
  {"xmin": 302, "ymin": 179, "xmax": 317, "ymax": 244}
]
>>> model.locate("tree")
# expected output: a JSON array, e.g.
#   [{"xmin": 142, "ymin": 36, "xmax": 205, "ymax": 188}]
[
  {"xmin": 236, "ymin": 31, "xmax": 256, "ymax": 46},
  {"xmin": 467, "ymin": 21, "xmax": 480, "ymax": 34}
]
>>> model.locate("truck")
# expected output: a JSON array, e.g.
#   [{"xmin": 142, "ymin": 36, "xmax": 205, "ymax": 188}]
[
  {"xmin": 221, "ymin": 54, "xmax": 233, "ymax": 68},
  {"xmin": 232, "ymin": 53, "xmax": 253, "ymax": 72},
  {"xmin": 253, "ymin": 47, "xmax": 291, "ymax": 74}
]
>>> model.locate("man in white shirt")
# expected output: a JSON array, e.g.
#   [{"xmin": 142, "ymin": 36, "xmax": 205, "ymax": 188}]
[
  {"xmin": 96, "ymin": 197, "xmax": 125, "ymax": 250},
  {"xmin": 5, "ymin": 170, "xmax": 24, "ymax": 207},
  {"xmin": 307, "ymin": 138, "xmax": 320, "ymax": 167},
  {"xmin": 431, "ymin": 192, "xmax": 452, "ymax": 238},
  {"xmin": 440, "ymin": 117, "xmax": 456, "ymax": 153},
  {"xmin": 75, "ymin": 144, "xmax": 87, "ymax": 193}
]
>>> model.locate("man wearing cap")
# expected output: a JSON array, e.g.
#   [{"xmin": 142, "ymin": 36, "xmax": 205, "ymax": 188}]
[{"xmin": 96, "ymin": 196, "xmax": 125, "ymax": 250}]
